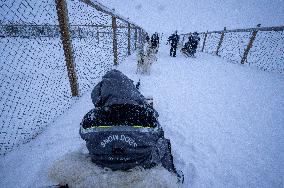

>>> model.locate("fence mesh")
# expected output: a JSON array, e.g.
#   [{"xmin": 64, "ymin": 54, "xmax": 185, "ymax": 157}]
[
  {"xmin": 0, "ymin": 0, "xmax": 72, "ymax": 155},
  {"xmin": 197, "ymin": 33, "xmax": 206, "ymax": 52},
  {"xmin": 219, "ymin": 32, "xmax": 252, "ymax": 64},
  {"xmin": 116, "ymin": 19, "xmax": 129, "ymax": 64},
  {"xmin": 0, "ymin": 0, "xmax": 143, "ymax": 155},
  {"xmin": 203, "ymin": 33, "xmax": 221, "ymax": 55},
  {"xmin": 67, "ymin": 0, "xmax": 113, "ymax": 94},
  {"xmin": 247, "ymin": 31, "xmax": 284, "ymax": 73}
]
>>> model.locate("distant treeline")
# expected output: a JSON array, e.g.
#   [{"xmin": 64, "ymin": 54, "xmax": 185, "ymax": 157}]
[{"xmin": 0, "ymin": 24, "xmax": 100, "ymax": 38}]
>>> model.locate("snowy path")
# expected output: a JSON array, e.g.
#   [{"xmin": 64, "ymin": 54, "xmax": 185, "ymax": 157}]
[
  {"xmin": 1, "ymin": 43, "xmax": 284, "ymax": 188},
  {"xmin": 119, "ymin": 44, "xmax": 284, "ymax": 188}
]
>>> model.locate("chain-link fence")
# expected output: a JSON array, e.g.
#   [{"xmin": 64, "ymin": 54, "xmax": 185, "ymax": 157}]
[
  {"xmin": 181, "ymin": 25, "xmax": 284, "ymax": 73},
  {"xmin": 0, "ymin": 0, "xmax": 146, "ymax": 155}
]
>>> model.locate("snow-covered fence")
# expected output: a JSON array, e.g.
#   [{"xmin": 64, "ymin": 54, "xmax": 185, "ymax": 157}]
[
  {"xmin": 0, "ymin": 0, "xmax": 146, "ymax": 155},
  {"xmin": 65, "ymin": 0, "xmax": 146, "ymax": 94},
  {"xmin": 0, "ymin": 0, "xmax": 73, "ymax": 155},
  {"xmin": 181, "ymin": 25, "xmax": 284, "ymax": 73}
]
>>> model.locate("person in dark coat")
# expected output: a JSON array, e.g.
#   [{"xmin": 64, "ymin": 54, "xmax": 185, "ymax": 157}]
[
  {"xmin": 91, "ymin": 69, "xmax": 147, "ymax": 108},
  {"xmin": 182, "ymin": 32, "xmax": 200, "ymax": 57},
  {"xmin": 79, "ymin": 70, "xmax": 184, "ymax": 184},
  {"xmin": 150, "ymin": 32, "xmax": 159, "ymax": 49},
  {"xmin": 145, "ymin": 34, "xmax": 150, "ymax": 43},
  {"xmin": 85, "ymin": 69, "xmax": 158, "ymax": 128},
  {"xmin": 191, "ymin": 32, "xmax": 200, "ymax": 49},
  {"xmin": 168, "ymin": 31, "xmax": 180, "ymax": 57}
]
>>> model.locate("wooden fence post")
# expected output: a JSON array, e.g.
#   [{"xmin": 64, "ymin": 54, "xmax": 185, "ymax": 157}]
[
  {"xmin": 96, "ymin": 26, "xmax": 99, "ymax": 44},
  {"xmin": 112, "ymin": 16, "xmax": 118, "ymax": 65},
  {"xmin": 78, "ymin": 26, "xmax": 81, "ymax": 39},
  {"xmin": 201, "ymin": 31, "xmax": 208, "ymax": 52},
  {"xmin": 55, "ymin": 0, "xmax": 79, "ymax": 97},
  {"xmin": 140, "ymin": 29, "xmax": 144, "ymax": 50},
  {"xmin": 134, "ymin": 28, "xmax": 137, "ymax": 50},
  {"xmin": 241, "ymin": 24, "xmax": 260, "ymax": 64},
  {"xmin": 216, "ymin": 27, "xmax": 226, "ymax": 56},
  {"xmin": 127, "ymin": 22, "xmax": 131, "ymax": 55}
]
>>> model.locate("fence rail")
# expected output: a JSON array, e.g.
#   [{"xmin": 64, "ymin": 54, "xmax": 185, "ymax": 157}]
[
  {"xmin": 0, "ymin": 24, "xmax": 137, "ymax": 39},
  {"xmin": 181, "ymin": 25, "xmax": 284, "ymax": 73},
  {"xmin": 197, "ymin": 25, "xmax": 284, "ymax": 34},
  {"xmin": 0, "ymin": 0, "xmax": 147, "ymax": 155}
]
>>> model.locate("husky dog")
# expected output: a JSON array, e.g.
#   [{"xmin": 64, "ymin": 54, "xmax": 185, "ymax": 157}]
[{"xmin": 136, "ymin": 45, "xmax": 157, "ymax": 75}]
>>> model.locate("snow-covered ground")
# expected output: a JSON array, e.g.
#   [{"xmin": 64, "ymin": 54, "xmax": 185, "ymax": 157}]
[{"xmin": 1, "ymin": 41, "xmax": 283, "ymax": 187}]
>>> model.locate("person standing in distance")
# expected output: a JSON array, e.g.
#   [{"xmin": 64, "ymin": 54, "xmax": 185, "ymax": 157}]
[{"xmin": 167, "ymin": 31, "xmax": 180, "ymax": 57}]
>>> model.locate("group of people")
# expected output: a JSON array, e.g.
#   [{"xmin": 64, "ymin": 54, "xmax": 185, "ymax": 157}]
[
  {"xmin": 167, "ymin": 31, "xmax": 200, "ymax": 57},
  {"xmin": 146, "ymin": 32, "xmax": 160, "ymax": 52},
  {"xmin": 145, "ymin": 31, "xmax": 200, "ymax": 58}
]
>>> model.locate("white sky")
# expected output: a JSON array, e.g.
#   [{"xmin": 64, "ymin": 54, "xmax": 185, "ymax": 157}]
[{"xmin": 96, "ymin": 0, "xmax": 284, "ymax": 33}]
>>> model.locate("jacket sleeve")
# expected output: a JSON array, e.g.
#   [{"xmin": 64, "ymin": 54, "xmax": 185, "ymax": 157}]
[{"xmin": 91, "ymin": 82, "xmax": 102, "ymax": 107}]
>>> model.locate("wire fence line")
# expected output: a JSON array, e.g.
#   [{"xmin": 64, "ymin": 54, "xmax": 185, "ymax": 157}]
[
  {"xmin": 181, "ymin": 25, "xmax": 284, "ymax": 73},
  {"xmin": 0, "ymin": 24, "xmax": 137, "ymax": 38},
  {"xmin": 0, "ymin": 0, "xmax": 147, "ymax": 155}
]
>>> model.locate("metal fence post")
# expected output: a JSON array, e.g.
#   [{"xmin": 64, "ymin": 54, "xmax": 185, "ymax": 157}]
[
  {"xmin": 55, "ymin": 0, "xmax": 79, "ymax": 97},
  {"xmin": 112, "ymin": 16, "xmax": 118, "ymax": 65},
  {"xmin": 241, "ymin": 24, "xmax": 261, "ymax": 64},
  {"xmin": 127, "ymin": 22, "xmax": 131, "ymax": 55},
  {"xmin": 201, "ymin": 31, "xmax": 208, "ymax": 52},
  {"xmin": 216, "ymin": 27, "xmax": 226, "ymax": 56}
]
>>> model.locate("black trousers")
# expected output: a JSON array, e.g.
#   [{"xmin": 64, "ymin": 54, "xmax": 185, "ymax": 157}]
[{"xmin": 170, "ymin": 45, "xmax": 177, "ymax": 57}]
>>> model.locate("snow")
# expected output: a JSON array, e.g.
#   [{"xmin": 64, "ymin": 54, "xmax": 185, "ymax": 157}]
[
  {"xmin": 119, "ymin": 44, "xmax": 284, "ymax": 187},
  {"xmin": 1, "ymin": 0, "xmax": 284, "ymax": 187},
  {"xmin": 1, "ymin": 40, "xmax": 283, "ymax": 187}
]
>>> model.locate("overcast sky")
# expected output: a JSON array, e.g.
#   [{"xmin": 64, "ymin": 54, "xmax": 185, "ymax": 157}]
[{"xmin": 96, "ymin": 0, "xmax": 284, "ymax": 34}]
